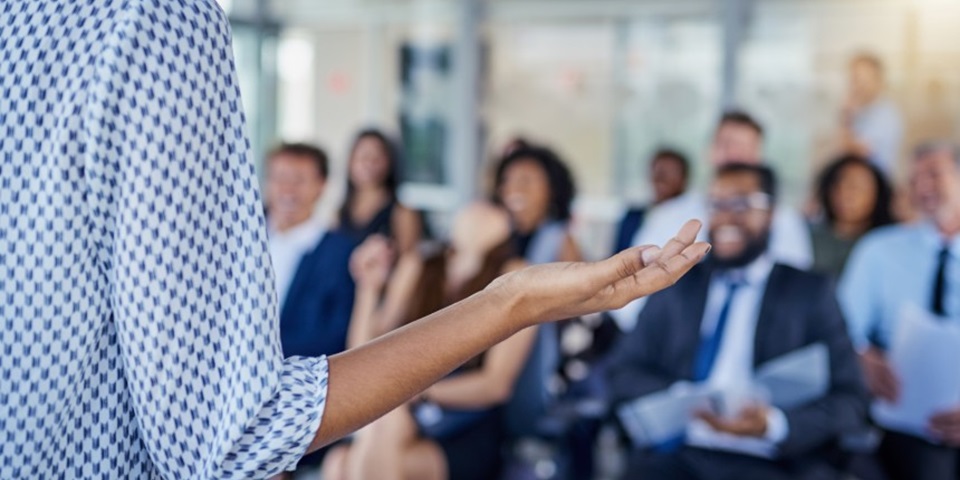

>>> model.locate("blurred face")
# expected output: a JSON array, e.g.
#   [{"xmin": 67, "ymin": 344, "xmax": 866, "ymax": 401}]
[
  {"xmin": 265, "ymin": 153, "xmax": 325, "ymax": 230},
  {"xmin": 830, "ymin": 162, "xmax": 878, "ymax": 224},
  {"xmin": 709, "ymin": 123, "xmax": 763, "ymax": 167},
  {"xmin": 650, "ymin": 156, "xmax": 687, "ymax": 204},
  {"xmin": 708, "ymin": 172, "xmax": 773, "ymax": 267},
  {"xmin": 849, "ymin": 60, "xmax": 883, "ymax": 105},
  {"xmin": 910, "ymin": 149, "xmax": 960, "ymax": 219},
  {"xmin": 349, "ymin": 136, "xmax": 391, "ymax": 189},
  {"xmin": 499, "ymin": 159, "xmax": 552, "ymax": 229}
]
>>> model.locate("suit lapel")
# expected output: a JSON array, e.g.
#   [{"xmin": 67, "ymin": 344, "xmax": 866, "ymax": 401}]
[
  {"xmin": 280, "ymin": 235, "xmax": 327, "ymax": 321},
  {"xmin": 753, "ymin": 264, "xmax": 785, "ymax": 367},
  {"xmin": 679, "ymin": 265, "xmax": 713, "ymax": 377}
]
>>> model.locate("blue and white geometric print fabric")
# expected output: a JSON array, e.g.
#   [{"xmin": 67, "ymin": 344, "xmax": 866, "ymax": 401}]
[{"xmin": 0, "ymin": 1, "xmax": 328, "ymax": 478}]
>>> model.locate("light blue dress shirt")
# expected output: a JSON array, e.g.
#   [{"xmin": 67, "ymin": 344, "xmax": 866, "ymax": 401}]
[{"xmin": 839, "ymin": 222, "xmax": 960, "ymax": 350}]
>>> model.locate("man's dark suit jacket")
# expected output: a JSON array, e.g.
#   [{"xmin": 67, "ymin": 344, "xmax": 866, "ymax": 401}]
[
  {"xmin": 278, "ymin": 231, "xmax": 356, "ymax": 358},
  {"xmin": 606, "ymin": 262, "xmax": 869, "ymax": 458}
]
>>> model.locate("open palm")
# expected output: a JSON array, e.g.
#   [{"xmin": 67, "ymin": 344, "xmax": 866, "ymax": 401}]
[{"xmin": 495, "ymin": 220, "xmax": 710, "ymax": 325}]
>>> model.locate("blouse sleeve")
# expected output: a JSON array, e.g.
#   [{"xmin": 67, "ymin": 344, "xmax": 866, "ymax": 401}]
[{"xmin": 84, "ymin": 1, "xmax": 328, "ymax": 478}]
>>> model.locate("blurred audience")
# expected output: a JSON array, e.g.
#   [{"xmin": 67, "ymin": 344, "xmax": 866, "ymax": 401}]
[
  {"xmin": 324, "ymin": 202, "xmax": 533, "ymax": 480},
  {"xmin": 263, "ymin": 143, "xmax": 358, "ymax": 475},
  {"xmin": 337, "ymin": 128, "xmax": 423, "ymax": 253},
  {"xmin": 493, "ymin": 145, "xmax": 582, "ymax": 263},
  {"xmin": 613, "ymin": 148, "xmax": 691, "ymax": 254},
  {"xmin": 611, "ymin": 110, "xmax": 813, "ymax": 331},
  {"xmin": 841, "ymin": 53, "xmax": 904, "ymax": 178},
  {"xmin": 607, "ymin": 164, "xmax": 868, "ymax": 480},
  {"xmin": 809, "ymin": 154, "xmax": 895, "ymax": 277},
  {"xmin": 839, "ymin": 141, "xmax": 960, "ymax": 480}
]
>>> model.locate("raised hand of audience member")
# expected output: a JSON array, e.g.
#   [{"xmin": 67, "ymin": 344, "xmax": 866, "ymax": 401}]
[{"xmin": 350, "ymin": 235, "xmax": 395, "ymax": 292}]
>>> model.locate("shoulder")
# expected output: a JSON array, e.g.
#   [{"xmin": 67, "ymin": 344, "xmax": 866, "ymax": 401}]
[
  {"xmin": 323, "ymin": 230, "xmax": 359, "ymax": 251},
  {"xmin": 771, "ymin": 263, "xmax": 829, "ymax": 287},
  {"xmin": 852, "ymin": 223, "xmax": 918, "ymax": 259}
]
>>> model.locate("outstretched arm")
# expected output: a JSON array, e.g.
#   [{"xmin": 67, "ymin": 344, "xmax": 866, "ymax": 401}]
[{"xmin": 310, "ymin": 220, "xmax": 710, "ymax": 451}]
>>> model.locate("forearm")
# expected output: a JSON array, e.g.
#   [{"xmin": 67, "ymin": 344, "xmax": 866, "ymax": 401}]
[
  {"xmin": 346, "ymin": 287, "xmax": 382, "ymax": 349},
  {"xmin": 425, "ymin": 371, "xmax": 510, "ymax": 410},
  {"xmin": 308, "ymin": 283, "xmax": 524, "ymax": 451}
]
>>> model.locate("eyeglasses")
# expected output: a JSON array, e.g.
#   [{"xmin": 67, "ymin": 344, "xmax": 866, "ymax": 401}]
[{"xmin": 707, "ymin": 193, "xmax": 772, "ymax": 215}]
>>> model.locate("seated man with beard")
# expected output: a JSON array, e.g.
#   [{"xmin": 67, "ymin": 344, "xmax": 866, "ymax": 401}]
[{"xmin": 607, "ymin": 164, "xmax": 868, "ymax": 480}]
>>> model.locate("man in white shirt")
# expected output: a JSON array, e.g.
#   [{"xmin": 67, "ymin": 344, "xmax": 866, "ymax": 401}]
[
  {"xmin": 839, "ymin": 142, "xmax": 960, "ymax": 480},
  {"xmin": 611, "ymin": 111, "xmax": 813, "ymax": 331},
  {"xmin": 265, "ymin": 143, "xmax": 357, "ymax": 360},
  {"xmin": 608, "ymin": 164, "xmax": 868, "ymax": 480}
]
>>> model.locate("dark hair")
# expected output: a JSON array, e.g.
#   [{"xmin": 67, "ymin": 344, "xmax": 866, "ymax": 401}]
[
  {"xmin": 493, "ymin": 145, "xmax": 577, "ymax": 222},
  {"xmin": 817, "ymin": 155, "xmax": 894, "ymax": 230},
  {"xmin": 267, "ymin": 142, "xmax": 329, "ymax": 178},
  {"xmin": 650, "ymin": 147, "xmax": 691, "ymax": 180},
  {"xmin": 715, "ymin": 163, "xmax": 778, "ymax": 205},
  {"xmin": 851, "ymin": 52, "xmax": 884, "ymax": 77},
  {"xmin": 338, "ymin": 128, "xmax": 402, "ymax": 220},
  {"xmin": 717, "ymin": 110, "xmax": 764, "ymax": 139},
  {"xmin": 405, "ymin": 239, "xmax": 517, "ymax": 370}
]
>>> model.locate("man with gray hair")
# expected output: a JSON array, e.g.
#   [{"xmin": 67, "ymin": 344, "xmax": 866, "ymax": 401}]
[{"xmin": 840, "ymin": 141, "xmax": 960, "ymax": 479}]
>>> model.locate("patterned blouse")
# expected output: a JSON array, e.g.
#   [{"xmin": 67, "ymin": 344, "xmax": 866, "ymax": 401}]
[{"xmin": 0, "ymin": 1, "xmax": 329, "ymax": 478}]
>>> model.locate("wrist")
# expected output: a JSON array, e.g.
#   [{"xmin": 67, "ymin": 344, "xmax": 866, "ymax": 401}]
[{"xmin": 486, "ymin": 271, "xmax": 537, "ymax": 328}]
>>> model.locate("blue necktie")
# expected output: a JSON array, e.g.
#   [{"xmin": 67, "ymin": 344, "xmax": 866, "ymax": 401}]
[{"xmin": 693, "ymin": 277, "xmax": 743, "ymax": 382}]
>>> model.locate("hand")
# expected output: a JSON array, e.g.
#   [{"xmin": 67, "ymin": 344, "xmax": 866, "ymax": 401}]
[
  {"xmin": 349, "ymin": 235, "xmax": 395, "ymax": 291},
  {"xmin": 697, "ymin": 405, "xmax": 770, "ymax": 438},
  {"xmin": 929, "ymin": 406, "xmax": 960, "ymax": 446},
  {"xmin": 859, "ymin": 347, "xmax": 900, "ymax": 402},
  {"xmin": 493, "ymin": 220, "xmax": 710, "ymax": 325}
]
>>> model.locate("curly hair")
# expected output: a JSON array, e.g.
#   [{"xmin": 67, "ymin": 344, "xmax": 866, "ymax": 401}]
[
  {"xmin": 817, "ymin": 154, "xmax": 894, "ymax": 231},
  {"xmin": 492, "ymin": 145, "xmax": 577, "ymax": 222}
]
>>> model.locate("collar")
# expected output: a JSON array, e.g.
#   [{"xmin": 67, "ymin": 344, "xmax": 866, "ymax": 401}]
[
  {"xmin": 269, "ymin": 214, "xmax": 327, "ymax": 249},
  {"xmin": 714, "ymin": 254, "xmax": 775, "ymax": 287},
  {"xmin": 917, "ymin": 221, "xmax": 960, "ymax": 257}
]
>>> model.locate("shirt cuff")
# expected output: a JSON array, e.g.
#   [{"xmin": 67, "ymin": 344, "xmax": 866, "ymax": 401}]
[{"xmin": 764, "ymin": 407, "xmax": 789, "ymax": 444}]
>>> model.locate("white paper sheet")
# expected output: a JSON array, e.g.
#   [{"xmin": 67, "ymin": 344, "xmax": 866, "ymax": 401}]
[
  {"xmin": 754, "ymin": 342, "xmax": 830, "ymax": 410},
  {"xmin": 872, "ymin": 304, "xmax": 960, "ymax": 439},
  {"xmin": 618, "ymin": 344, "xmax": 832, "ymax": 448},
  {"xmin": 617, "ymin": 382, "xmax": 716, "ymax": 448}
]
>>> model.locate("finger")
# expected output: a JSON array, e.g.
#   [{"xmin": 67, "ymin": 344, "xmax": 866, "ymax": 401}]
[
  {"xmin": 636, "ymin": 241, "xmax": 711, "ymax": 288},
  {"xmin": 930, "ymin": 411, "xmax": 960, "ymax": 427},
  {"xmin": 878, "ymin": 371, "xmax": 901, "ymax": 402},
  {"xmin": 653, "ymin": 220, "xmax": 704, "ymax": 262},
  {"xmin": 585, "ymin": 219, "xmax": 704, "ymax": 291},
  {"xmin": 601, "ymin": 241, "xmax": 709, "ymax": 308}
]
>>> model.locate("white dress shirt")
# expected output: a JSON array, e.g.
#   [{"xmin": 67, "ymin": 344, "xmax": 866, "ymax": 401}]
[
  {"xmin": 852, "ymin": 97, "xmax": 903, "ymax": 177},
  {"xmin": 610, "ymin": 191, "xmax": 813, "ymax": 331},
  {"xmin": 683, "ymin": 256, "xmax": 790, "ymax": 457},
  {"xmin": 269, "ymin": 215, "xmax": 327, "ymax": 306}
]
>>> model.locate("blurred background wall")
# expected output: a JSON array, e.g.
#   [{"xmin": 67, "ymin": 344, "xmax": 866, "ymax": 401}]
[{"xmin": 218, "ymin": 0, "xmax": 960, "ymax": 259}]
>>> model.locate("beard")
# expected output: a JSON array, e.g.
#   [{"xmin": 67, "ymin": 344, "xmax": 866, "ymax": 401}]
[{"xmin": 711, "ymin": 231, "xmax": 771, "ymax": 270}]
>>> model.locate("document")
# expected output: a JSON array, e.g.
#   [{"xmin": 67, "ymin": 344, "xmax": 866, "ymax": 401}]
[
  {"xmin": 618, "ymin": 344, "xmax": 831, "ymax": 448},
  {"xmin": 754, "ymin": 342, "xmax": 830, "ymax": 410},
  {"xmin": 872, "ymin": 304, "xmax": 960, "ymax": 439},
  {"xmin": 617, "ymin": 382, "xmax": 716, "ymax": 448}
]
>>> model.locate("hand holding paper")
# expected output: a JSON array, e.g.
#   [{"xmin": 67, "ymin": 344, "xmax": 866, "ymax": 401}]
[
  {"xmin": 697, "ymin": 404, "xmax": 770, "ymax": 438},
  {"xmin": 859, "ymin": 346, "xmax": 900, "ymax": 403},
  {"xmin": 929, "ymin": 406, "xmax": 960, "ymax": 446}
]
